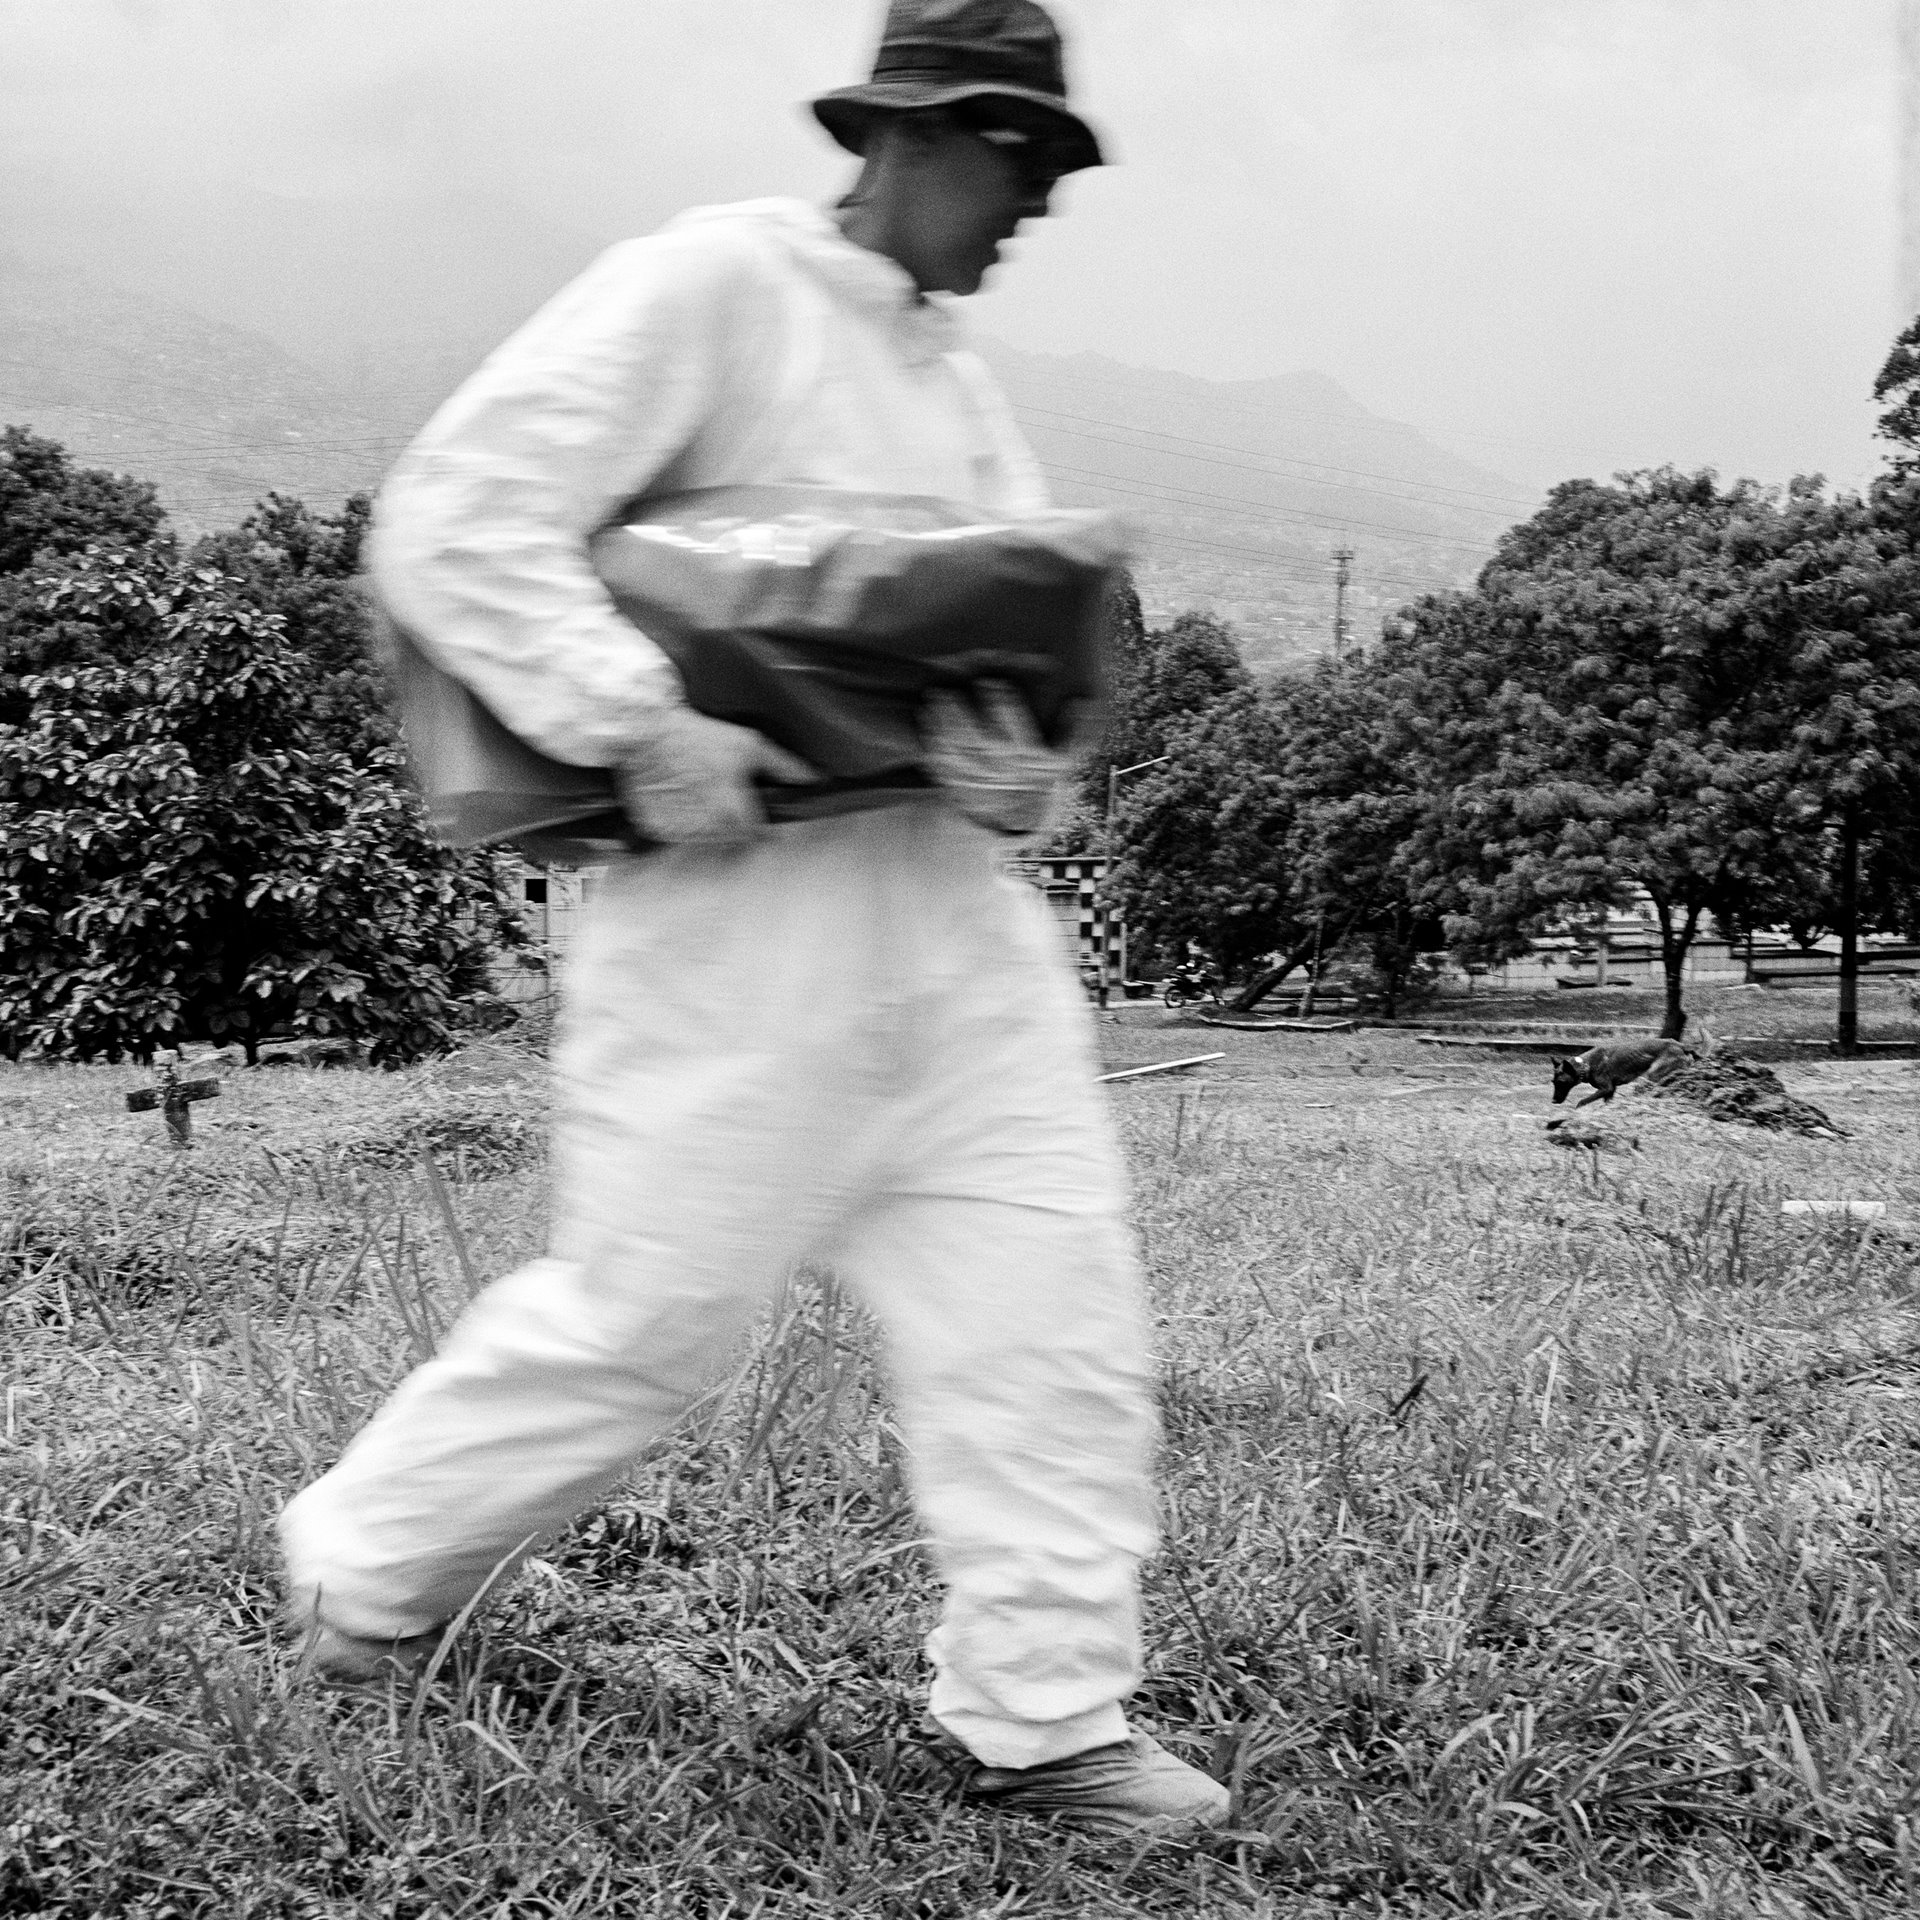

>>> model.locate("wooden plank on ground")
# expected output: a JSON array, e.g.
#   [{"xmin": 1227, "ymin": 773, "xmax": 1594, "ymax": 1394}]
[
  {"xmin": 1368, "ymin": 1018, "xmax": 1658, "ymax": 1037},
  {"xmin": 1786, "ymin": 1039, "xmax": 1920, "ymax": 1056},
  {"xmin": 1198, "ymin": 1014, "xmax": 1357, "ymax": 1033},
  {"xmin": 1097, "ymin": 1052, "xmax": 1226, "ymax": 1083},
  {"xmin": 1755, "ymin": 969, "xmax": 1920, "ymax": 983},
  {"xmin": 1413, "ymin": 1033, "xmax": 1587, "ymax": 1054}
]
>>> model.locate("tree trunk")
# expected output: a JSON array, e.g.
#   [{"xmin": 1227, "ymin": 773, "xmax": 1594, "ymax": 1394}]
[
  {"xmin": 1659, "ymin": 956, "xmax": 1688, "ymax": 1041},
  {"xmin": 1838, "ymin": 808, "xmax": 1860, "ymax": 1055},
  {"xmin": 1300, "ymin": 921, "xmax": 1325, "ymax": 1017},
  {"xmin": 1650, "ymin": 893, "xmax": 1698, "ymax": 1041},
  {"xmin": 1581, "ymin": 907, "xmax": 1614, "ymax": 988},
  {"xmin": 1229, "ymin": 932, "xmax": 1323, "ymax": 1013},
  {"xmin": 1228, "ymin": 959, "xmax": 1299, "ymax": 1013},
  {"xmin": 1372, "ymin": 913, "xmax": 1420, "ymax": 1020}
]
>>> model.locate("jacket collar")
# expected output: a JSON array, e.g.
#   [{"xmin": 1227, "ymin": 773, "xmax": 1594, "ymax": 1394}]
[{"xmin": 668, "ymin": 196, "xmax": 960, "ymax": 367}]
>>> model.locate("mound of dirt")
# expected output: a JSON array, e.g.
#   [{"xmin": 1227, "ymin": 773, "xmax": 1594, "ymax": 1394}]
[
  {"xmin": 1648, "ymin": 1052, "xmax": 1845, "ymax": 1139},
  {"xmin": 1547, "ymin": 1119, "xmax": 1638, "ymax": 1153},
  {"xmin": 333, "ymin": 1098, "xmax": 545, "ymax": 1180}
]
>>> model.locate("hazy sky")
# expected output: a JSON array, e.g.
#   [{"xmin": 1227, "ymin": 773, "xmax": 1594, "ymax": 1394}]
[{"xmin": 2, "ymin": 0, "xmax": 1902, "ymax": 491}]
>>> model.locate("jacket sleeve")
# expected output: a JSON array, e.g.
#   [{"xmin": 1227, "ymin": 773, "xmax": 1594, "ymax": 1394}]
[{"xmin": 368, "ymin": 231, "xmax": 754, "ymax": 768}]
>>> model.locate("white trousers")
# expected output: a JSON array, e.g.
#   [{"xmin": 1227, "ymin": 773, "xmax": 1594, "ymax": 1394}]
[{"xmin": 279, "ymin": 803, "xmax": 1159, "ymax": 1769}]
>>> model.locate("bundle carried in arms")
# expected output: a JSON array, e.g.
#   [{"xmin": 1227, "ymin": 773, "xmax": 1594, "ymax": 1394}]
[{"xmin": 384, "ymin": 485, "xmax": 1127, "ymax": 858}]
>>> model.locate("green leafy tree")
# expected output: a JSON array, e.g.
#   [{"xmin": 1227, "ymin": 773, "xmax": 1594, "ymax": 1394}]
[
  {"xmin": 1049, "ymin": 587, "xmax": 1252, "ymax": 854},
  {"xmin": 1109, "ymin": 658, "xmax": 1440, "ymax": 1012},
  {"xmin": 1379, "ymin": 471, "xmax": 1804, "ymax": 1039},
  {"xmin": 1105, "ymin": 683, "xmax": 1310, "ymax": 981},
  {"xmin": 190, "ymin": 491, "xmax": 394, "ymax": 758},
  {"xmin": 0, "ymin": 428, "xmax": 174, "ymax": 720},
  {"xmin": 6, "ymin": 478, "xmax": 398, "ymax": 760},
  {"xmin": 1, "ymin": 540, "xmax": 158, "ymax": 719},
  {"xmin": 1744, "ymin": 476, "xmax": 1920, "ymax": 1047},
  {"xmin": 0, "ymin": 545, "xmax": 521, "ymax": 1064},
  {"xmin": 1275, "ymin": 661, "xmax": 1440, "ymax": 1016},
  {"xmin": 1097, "ymin": 606, "xmax": 1249, "ymax": 777},
  {"xmin": 0, "ymin": 425, "xmax": 167, "ymax": 576},
  {"xmin": 1872, "ymin": 313, "xmax": 1920, "ymax": 473}
]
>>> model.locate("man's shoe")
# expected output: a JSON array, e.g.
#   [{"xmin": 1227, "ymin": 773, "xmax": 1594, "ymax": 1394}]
[
  {"xmin": 956, "ymin": 1733, "xmax": 1231, "ymax": 1836},
  {"xmin": 298, "ymin": 1622, "xmax": 445, "ymax": 1688}
]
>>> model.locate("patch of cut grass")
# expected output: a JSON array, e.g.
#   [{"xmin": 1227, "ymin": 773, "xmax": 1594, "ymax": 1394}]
[{"xmin": 4, "ymin": 1031, "xmax": 1920, "ymax": 1916}]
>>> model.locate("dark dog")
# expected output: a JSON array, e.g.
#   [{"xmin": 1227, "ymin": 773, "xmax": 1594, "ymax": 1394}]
[{"xmin": 1549, "ymin": 1038, "xmax": 1688, "ymax": 1116}]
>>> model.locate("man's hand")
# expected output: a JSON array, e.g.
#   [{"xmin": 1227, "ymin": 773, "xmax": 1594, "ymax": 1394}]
[
  {"xmin": 617, "ymin": 706, "xmax": 816, "ymax": 848},
  {"xmin": 921, "ymin": 681, "xmax": 1091, "ymax": 836}
]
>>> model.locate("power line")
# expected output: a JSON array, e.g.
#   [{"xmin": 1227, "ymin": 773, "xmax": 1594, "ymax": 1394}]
[
  {"xmin": 6, "ymin": 336, "xmax": 1595, "ymax": 475},
  {"xmin": 0, "ymin": 394, "xmax": 405, "ymax": 463},
  {"xmin": 8, "ymin": 345, "xmax": 1538, "ymax": 530},
  {"xmin": 1039, "ymin": 464, "xmax": 1441, "ymax": 586},
  {"xmin": 1037, "ymin": 457, "xmax": 1499, "ymax": 555},
  {"xmin": 7, "ymin": 342, "xmax": 1541, "ymax": 524},
  {"xmin": 0, "ymin": 348, "xmax": 426, "ymax": 425},
  {"xmin": 1127, "ymin": 524, "xmax": 1452, "ymax": 597},
  {"xmin": 6, "ymin": 364, "xmax": 1479, "ymax": 604},
  {"xmin": 1026, "ymin": 434, "xmax": 1518, "ymax": 549},
  {"xmin": 1035, "ymin": 455, "xmax": 1458, "ymax": 567},
  {"xmin": 992, "ymin": 354, "xmax": 1628, "ymax": 469},
  {"xmin": 1084, "ymin": 528, "xmax": 1440, "ymax": 601},
  {"xmin": 16, "ymin": 384, "xmax": 1477, "ymax": 586},
  {"xmin": 1014, "ymin": 401, "xmax": 1542, "ymax": 513},
  {"xmin": 1032, "ymin": 462, "xmax": 1452, "ymax": 595}
]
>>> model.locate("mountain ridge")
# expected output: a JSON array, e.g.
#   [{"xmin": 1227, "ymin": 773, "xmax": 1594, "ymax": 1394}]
[
  {"xmin": 1, "ymin": 253, "xmax": 1537, "ymax": 668},
  {"xmin": 978, "ymin": 339, "xmax": 1536, "ymax": 665}
]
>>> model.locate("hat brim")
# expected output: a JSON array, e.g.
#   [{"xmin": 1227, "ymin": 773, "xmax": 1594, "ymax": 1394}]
[{"xmin": 811, "ymin": 81, "xmax": 1104, "ymax": 175}]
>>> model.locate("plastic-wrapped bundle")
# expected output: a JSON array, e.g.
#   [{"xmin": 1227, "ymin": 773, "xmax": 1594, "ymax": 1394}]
[{"xmin": 386, "ymin": 485, "xmax": 1127, "ymax": 853}]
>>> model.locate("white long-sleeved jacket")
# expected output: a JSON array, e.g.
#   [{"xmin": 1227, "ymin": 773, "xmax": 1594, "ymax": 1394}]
[{"xmin": 369, "ymin": 197, "xmax": 1050, "ymax": 770}]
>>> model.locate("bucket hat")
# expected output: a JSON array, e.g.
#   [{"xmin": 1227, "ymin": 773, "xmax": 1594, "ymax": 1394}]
[{"xmin": 811, "ymin": 0, "xmax": 1104, "ymax": 177}]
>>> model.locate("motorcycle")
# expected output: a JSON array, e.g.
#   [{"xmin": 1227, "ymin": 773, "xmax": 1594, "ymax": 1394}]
[{"xmin": 1161, "ymin": 964, "xmax": 1223, "ymax": 1009}]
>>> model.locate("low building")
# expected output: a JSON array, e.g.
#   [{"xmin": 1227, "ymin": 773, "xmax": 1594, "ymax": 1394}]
[
  {"xmin": 498, "ymin": 861, "xmax": 1910, "ymax": 1004},
  {"xmin": 502, "ymin": 852, "xmax": 1121, "ymax": 997},
  {"xmin": 496, "ymin": 864, "xmax": 603, "ymax": 1006},
  {"xmin": 1003, "ymin": 854, "xmax": 1114, "ymax": 973}
]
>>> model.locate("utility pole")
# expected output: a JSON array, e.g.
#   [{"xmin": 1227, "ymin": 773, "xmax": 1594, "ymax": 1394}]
[
  {"xmin": 1838, "ymin": 807, "xmax": 1860, "ymax": 1056},
  {"xmin": 1331, "ymin": 547, "xmax": 1354, "ymax": 661},
  {"xmin": 1903, "ymin": 0, "xmax": 1920, "ymax": 321},
  {"xmin": 1099, "ymin": 756, "xmax": 1170, "ymax": 1009}
]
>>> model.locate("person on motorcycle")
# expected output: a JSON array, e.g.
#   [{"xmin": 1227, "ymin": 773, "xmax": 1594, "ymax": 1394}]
[{"xmin": 1163, "ymin": 954, "xmax": 1221, "ymax": 1007}]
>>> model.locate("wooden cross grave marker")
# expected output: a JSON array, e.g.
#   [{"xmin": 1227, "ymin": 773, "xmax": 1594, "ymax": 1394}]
[{"xmin": 126, "ymin": 1062, "xmax": 221, "ymax": 1147}]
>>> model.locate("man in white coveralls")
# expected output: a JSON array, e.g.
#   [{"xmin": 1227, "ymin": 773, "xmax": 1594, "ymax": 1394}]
[{"xmin": 279, "ymin": 0, "xmax": 1229, "ymax": 1836}]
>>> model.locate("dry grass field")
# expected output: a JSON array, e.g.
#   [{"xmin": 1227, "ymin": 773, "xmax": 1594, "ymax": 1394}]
[{"xmin": 4, "ymin": 984, "xmax": 1920, "ymax": 1917}]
